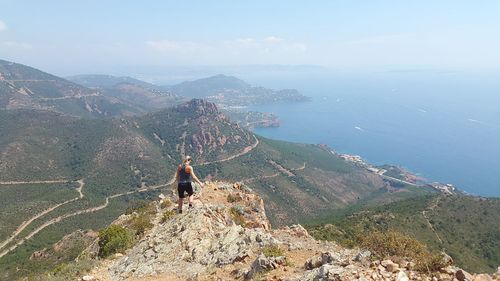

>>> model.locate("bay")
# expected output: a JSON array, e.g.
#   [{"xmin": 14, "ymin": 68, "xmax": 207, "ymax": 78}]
[{"xmin": 245, "ymin": 70, "xmax": 500, "ymax": 197}]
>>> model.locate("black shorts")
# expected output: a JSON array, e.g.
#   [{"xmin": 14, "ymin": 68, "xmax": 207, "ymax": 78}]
[{"xmin": 177, "ymin": 182, "xmax": 194, "ymax": 198}]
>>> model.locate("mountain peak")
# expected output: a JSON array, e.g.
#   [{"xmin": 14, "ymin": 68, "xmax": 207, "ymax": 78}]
[{"xmin": 175, "ymin": 98, "xmax": 220, "ymax": 116}]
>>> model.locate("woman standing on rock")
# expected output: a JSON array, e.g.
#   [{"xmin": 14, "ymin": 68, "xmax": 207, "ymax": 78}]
[{"xmin": 176, "ymin": 156, "xmax": 204, "ymax": 213}]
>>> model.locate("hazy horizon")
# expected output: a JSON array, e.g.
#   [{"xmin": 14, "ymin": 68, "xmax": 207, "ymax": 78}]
[{"xmin": 2, "ymin": 0, "xmax": 500, "ymax": 76}]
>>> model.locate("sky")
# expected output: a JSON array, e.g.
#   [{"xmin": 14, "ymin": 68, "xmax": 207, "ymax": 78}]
[{"xmin": 1, "ymin": 0, "xmax": 500, "ymax": 75}]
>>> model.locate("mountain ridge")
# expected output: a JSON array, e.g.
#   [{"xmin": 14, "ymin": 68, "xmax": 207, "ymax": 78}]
[
  {"xmin": 66, "ymin": 74, "xmax": 159, "ymax": 90},
  {"xmin": 169, "ymin": 74, "xmax": 310, "ymax": 106},
  {"xmin": 0, "ymin": 59, "xmax": 146, "ymax": 117},
  {"xmin": 51, "ymin": 182, "xmax": 499, "ymax": 281}
]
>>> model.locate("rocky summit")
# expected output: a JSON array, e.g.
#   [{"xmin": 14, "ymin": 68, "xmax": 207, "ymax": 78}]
[{"xmin": 79, "ymin": 182, "xmax": 498, "ymax": 281}]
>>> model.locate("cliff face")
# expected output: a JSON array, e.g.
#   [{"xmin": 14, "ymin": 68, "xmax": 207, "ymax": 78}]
[{"xmin": 84, "ymin": 182, "xmax": 499, "ymax": 281}]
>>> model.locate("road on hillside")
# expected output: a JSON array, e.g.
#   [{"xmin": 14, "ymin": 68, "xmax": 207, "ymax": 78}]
[
  {"xmin": 0, "ymin": 135, "xmax": 259, "ymax": 259},
  {"xmin": 0, "ymin": 180, "xmax": 83, "ymax": 253},
  {"xmin": 0, "ymin": 175, "xmax": 176, "ymax": 259},
  {"xmin": 196, "ymin": 135, "xmax": 259, "ymax": 166}
]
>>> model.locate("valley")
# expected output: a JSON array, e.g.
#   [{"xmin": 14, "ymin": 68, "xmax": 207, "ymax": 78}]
[{"xmin": 1, "ymin": 59, "xmax": 499, "ymax": 279}]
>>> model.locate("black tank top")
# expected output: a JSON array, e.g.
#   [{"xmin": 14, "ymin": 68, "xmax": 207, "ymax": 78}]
[{"xmin": 179, "ymin": 164, "xmax": 191, "ymax": 183}]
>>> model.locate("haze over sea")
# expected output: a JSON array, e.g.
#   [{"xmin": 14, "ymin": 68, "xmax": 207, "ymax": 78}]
[{"xmin": 244, "ymin": 69, "xmax": 500, "ymax": 197}]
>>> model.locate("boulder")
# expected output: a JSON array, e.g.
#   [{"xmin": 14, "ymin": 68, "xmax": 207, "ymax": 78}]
[
  {"xmin": 318, "ymin": 264, "xmax": 345, "ymax": 280},
  {"xmin": 385, "ymin": 261, "xmax": 399, "ymax": 273},
  {"xmin": 381, "ymin": 259, "xmax": 393, "ymax": 267},
  {"xmin": 396, "ymin": 271, "xmax": 410, "ymax": 281},
  {"xmin": 305, "ymin": 255, "xmax": 324, "ymax": 270},
  {"xmin": 304, "ymin": 251, "xmax": 347, "ymax": 270},
  {"xmin": 494, "ymin": 267, "xmax": 500, "ymax": 280},
  {"xmin": 288, "ymin": 224, "xmax": 310, "ymax": 237},
  {"xmin": 353, "ymin": 250, "xmax": 371, "ymax": 263},
  {"xmin": 245, "ymin": 253, "xmax": 286, "ymax": 279},
  {"xmin": 441, "ymin": 251, "xmax": 454, "ymax": 266},
  {"xmin": 322, "ymin": 252, "xmax": 335, "ymax": 264},
  {"xmin": 441, "ymin": 265, "xmax": 458, "ymax": 275},
  {"xmin": 456, "ymin": 269, "xmax": 474, "ymax": 281}
]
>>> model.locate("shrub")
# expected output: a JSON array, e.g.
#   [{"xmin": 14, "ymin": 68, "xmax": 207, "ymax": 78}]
[
  {"xmin": 415, "ymin": 251, "xmax": 448, "ymax": 273},
  {"xmin": 229, "ymin": 207, "xmax": 246, "ymax": 226},
  {"xmin": 160, "ymin": 198, "xmax": 173, "ymax": 209},
  {"xmin": 46, "ymin": 259, "xmax": 97, "ymax": 281},
  {"xmin": 98, "ymin": 225, "xmax": 132, "ymax": 258},
  {"xmin": 262, "ymin": 245, "xmax": 284, "ymax": 258},
  {"xmin": 359, "ymin": 231, "xmax": 447, "ymax": 273},
  {"xmin": 227, "ymin": 194, "xmax": 241, "ymax": 203},
  {"xmin": 161, "ymin": 210, "xmax": 176, "ymax": 223},
  {"xmin": 232, "ymin": 204, "xmax": 246, "ymax": 215},
  {"xmin": 129, "ymin": 213, "xmax": 153, "ymax": 236}
]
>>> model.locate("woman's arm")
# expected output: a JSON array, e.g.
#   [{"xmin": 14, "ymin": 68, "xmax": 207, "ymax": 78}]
[{"xmin": 188, "ymin": 166, "xmax": 204, "ymax": 187}]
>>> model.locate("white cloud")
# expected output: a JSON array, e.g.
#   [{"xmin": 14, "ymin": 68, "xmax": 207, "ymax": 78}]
[
  {"xmin": 145, "ymin": 36, "xmax": 308, "ymax": 64},
  {"xmin": 224, "ymin": 38, "xmax": 259, "ymax": 49},
  {"xmin": 235, "ymin": 38, "xmax": 255, "ymax": 44},
  {"xmin": 2, "ymin": 41, "xmax": 33, "ymax": 50},
  {"xmin": 147, "ymin": 37, "xmax": 306, "ymax": 55},
  {"xmin": 0, "ymin": 20, "xmax": 7, "ymax": 31},
  {"xmin": 263, "ymin": 36, "xmax": 284, "ymax": 43}
]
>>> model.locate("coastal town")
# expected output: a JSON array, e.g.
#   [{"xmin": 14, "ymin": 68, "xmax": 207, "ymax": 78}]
[{"xmin": 333, "ymin": 150, "xmax": 458, "ymax": 195}]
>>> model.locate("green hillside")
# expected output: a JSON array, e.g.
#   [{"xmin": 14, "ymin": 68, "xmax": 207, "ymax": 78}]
[
  {"xmin": 0, "ymin": 97, "xmax": 497, "ymax": 279},
  {"xmin": 307, "ymin": 194, "xmax": 500, "ymax": 273},
  {"xmin": 169, "ymin": 74, "xmax": 310, "ymax": 105},
  {"xmin": 0, "ymin": 99, "xmax": 404, "ymax": 280},
  {"xmin": 66, "ymin": 74, "xmax": 159, "ymax": 89},
  {"xmin": 67, "ymin": 74, "xmax": 183, "ymax": 111},
  {"xmin": 0, "ymin": 59, "xmax": 146, "ymax": 117}
]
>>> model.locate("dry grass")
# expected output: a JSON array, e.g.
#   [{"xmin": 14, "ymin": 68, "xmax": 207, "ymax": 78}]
[
  {"xmin": 161, "ymin": 210, "xmax": 176, "ymax": 223},
  {"xmin": 359, "ymin": 230, "xmax": 447, "ymax": 272}
]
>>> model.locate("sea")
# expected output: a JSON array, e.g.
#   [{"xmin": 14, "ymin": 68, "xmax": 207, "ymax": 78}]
[{"xmin": 242, "ymin": 69, "xmax": 500, "ymax": 197}]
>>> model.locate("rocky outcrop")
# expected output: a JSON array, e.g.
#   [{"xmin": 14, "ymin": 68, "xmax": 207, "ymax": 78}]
[
  {"xmin": 175, "ymin": 99, "xmax": 221, "ymax": 118},
  {"xmin": 145, "ymin": 99, "xmax": 255, "ymax": 162},
  {"xmin": 87, "ymin": 181, "xmax": 499, "ymax": 281}
]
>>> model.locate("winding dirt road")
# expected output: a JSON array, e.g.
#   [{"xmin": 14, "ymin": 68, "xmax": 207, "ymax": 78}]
[
  {"xmin": 196, "ymin": 135, "xmax": 259, "ymax": 166},
  {"xmin": 0, "ymin": 180, "xmax": 83, "ymax": 255},
  {"xmin": 0, "ymin": 180, "xmax": 69, "ymax": 185},
  {"xmin": 242, "ymin": 162, "xmax": 306, "ymax": 183},
  {"xmin": 0, "ymin": 176, "xmax": 176, "ymax": 259},
  {"xmin": 422, "ymin": 196, "xmax": 443, "ymax": 244},
  {"xmin": 0, "ymin": 134, "xmax": 258, "ymax": 259}
]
